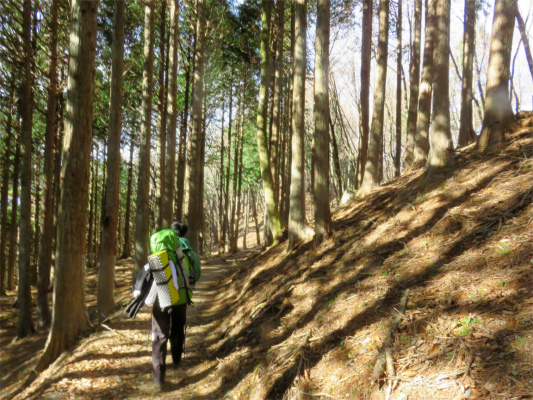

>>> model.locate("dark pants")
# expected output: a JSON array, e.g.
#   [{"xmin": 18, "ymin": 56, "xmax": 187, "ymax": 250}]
[{"xmin": 152, "ymin": 299, "xmax": 187, "ymax": 383}]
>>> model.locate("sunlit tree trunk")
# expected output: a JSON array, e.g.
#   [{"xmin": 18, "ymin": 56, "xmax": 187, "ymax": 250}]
[
  {"xmin": 288, "ymin": 0, "xmax": 308, "ymax": 249},
  {"xmin": 98, "ymin": 0, "xmax": 125, "ymax": 320},
  {"xmin": 133, "ymin": 1, "xmax": 155, "ymax": 279},
  {"xmin": 404, "ymin": 0, "xmax": 422, "ymax": 168},
  {"xmin": 479, "ymin": 0, "xmax": 516, "ymax": 151},
  {"xmin": 427, "ymin": 0, "xmax": 453, "ymax": 169},
  {"xmin": 395, "ymin": 0, "xmax": 402, "ymax": 177},
  {"xmin": 17, "ymin": 0, "xmax": 35, "ymax": 338},
  {"xmin": 458, "ymin": 0, "xmax": 476, "ymax": 147},
  {"xmin": 187, "ymin": 0, "xmax": 207, "ymax": 251},
  {"xmin": 218, "ymin": 100, "xmax": 225, "ymax": 253},
  {"xmin": 256, "ymin": 0, "xmax": 283, "ymax": 245},
  {"xmin": 313, "ymin": 0, "xmax": 332, "ymax": 245},
  {"xmin": 413, "ymin": 0, "xmax": 436, "ymax": 165},
  {"xmin": 361, "ymin": 0, "xmax": 389, "ymax": 192},
  {"xmin": 121, "ymin": 137, "xmax": 134, "ymax": 259},
  {"xmin": 36, "ymin": 0, "xmax": 97, "ymax": 371},
  {"xmin": 358, "ymin": 0, "xmax": 372, "ymax": 187},
  {"xmin": 243, "ymin": 190, "xmax": 249, "ymax": 250},
  {"xmin": 222, "ymin": 80, "xmax": 234, "ymax": 254}
]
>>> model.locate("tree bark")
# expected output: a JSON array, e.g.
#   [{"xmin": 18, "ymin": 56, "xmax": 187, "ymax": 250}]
[
  {"xmin": 18, "ymin": 0, "xmax": 35, "ymax": 338},
  {"xmin": 222, "ymin": 80, "xmax": 234, "ymax": 254},
  {"xmin": 256, "ymin": 0, "xmax": 283, "ymax": 245},
  {"xmin": 458, "ymin": 0, "xmax": 476, "ymax": 147},
  {"xmin": 288, "ymin": 0, "xmax": 308, "ymax": 249},
  {"xmin": 218, "ymin": 100, "xmax": 226, "ymax": 253},
  {"xmin": 8, "ymin": 142, "xmax": 20, "ymax": 292},
  {"xmin": 243, "ymin": 189, "xmax": 249, "ymax": 249},
  {"xmin": 479, "ymin": 0, "xmax": 516, "ymax": 151},
  {"xmin": 251, "ymin": 188, "xmax": 261, "ymax": 246},
  {"xmin": 187, "ymin": 0, "xmax": 207, "ymax": 251},
  {"xmin": 98, "ymin": 0, "xmax": 125, "ymax": 320},
  {"xmin": 121, "ymin": 137, "xmax": 135, "ymax": 259},
  {"xmin": 156, "ymin": 1, "xmax": 167, "ymax": 232},
  {"xmin": 329, "ymin": 115, "xmax": 343, "ymax": 201},
  {"xmin": 133, "ymin": 1, "xmax": 155, "ymax": 279},
  {"xmin": 395, "ymin": 0, "xmax": 402, "ymax": 177},
  {"xmin": 162, "ymin": 0, "xmax": 179, "ymax": 228},
  {"xmin": 32, "ymin": 183, "xmax": 41, "ymax": 287},
  {"xmin": 361, "ymin": 0, "xmax": 389, "ymax": 192},
  {"xmin": 358, "ymin": 0, "xmax": 373, "ymax": 188},
  {"xmin": 36, "ymin": 0, "xmax": 97, "ymax": 371},
  {"xmin": 413, "ymin": 0, "xmax": 436, "ymax": 165},
  {"xmin": 404, "ymin": 0, "xmax": 422, "ymax": 168},
  {"xmin": 427, "ymin": 0, "xmax": 453, "ymax": 169},
  {"xmin": 313, "ymin": 0, "xmax": 332, "ymax": 245}
]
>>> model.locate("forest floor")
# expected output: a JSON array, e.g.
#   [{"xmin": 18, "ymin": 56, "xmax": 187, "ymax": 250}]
[{"xmin": 1, "ymin": 113, "xmax": 533, "ymax": 400}]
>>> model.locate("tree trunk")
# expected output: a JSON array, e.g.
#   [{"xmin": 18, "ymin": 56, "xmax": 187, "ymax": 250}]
[
  {"xmin": 478, "ymin": 0, "xmax": 516, "ymax": 151},
  {"xmin": 0, "ymin": 78, "xmax": 15, "ymax": 296},
  {"xmin": 288, "ymin": 0, "xmax": 308, "ymax": 249},
  {"xmin": 413, "ymin": 0, "xmax": 436, "ymax": 165},
  {"xmin": 358, "ymin": 0, "xmax": 372, "ymax": 187},
  {"xmin": 36, "ymin": 0, "xmax": 58, "ymax": 326},
  {"xmin": 228, "ymin": 95, "xmax": 242, "ymax": 252},
  {"xmin": 243, "ymin": 189, "xmax": 249, "ymax": 249},
  {"xmin": 133, "ymin": 1, "xmax": 155, "ymax": 279},
  {"xmin": 233, "ymin": 109, "xmax": 246, "ymax": 253},
  {"xmin": 395, "ymin": 0, "xmax": 402, "ymax": 177},
  {"xmin": 32, "ymin": 183, "xmax": 41, "ymax": 287},
  {"xmin": 161, "ymin": 0, "xmax": 179, "ymax": 228},
  {"xmin": 256, "ymin": 0, "xmax": 283, "ymax": 245},
  {"xmin": 176, "ymin": 34, "xmax": 192, "ymax": 221},
  {"xmin": 251, "ymin": 188, "xmax": 261, "ymax": 246},
  {"xmin": 8, "ymin": 142, "xmax": 20, "ymax": 292},
  {"xmin": 187, "ymin": 0, "xmax": 207, "ymax": 251},
  {"xmin": 98, "ymin": 0, "xmax": 125, "ymax": 320},
  {"xmin": 458, "ymin": 0, "xmax": 476, "ymax": 147},
  {"xmin": 361, "ymin": 0, "xmax": 389, "ymax": 192},
  {"xmin": 222, "ymin": 80, "xmax": 234, "ymax": 254},
  {"xmin": 313, "ymin": 0, "xmax": 332, "ymax": 245},
  {"xmin": 156, "ymin": 1, "xmax": 167, "ymax": 232},
  {"xmin": 516, "ymin": 9, "xmax": 533, "ymax": 82},
  {"xmin": 17, "ymin": 0, "xmax": 35, "ymax": 338},
  {"xmin": 218, "ymin": 100, "xmax": 225, "ymax": 253},
  {"xmin": 329, "ymin": 115, "xmax": 343, "ymax": 201},
  {"xmin": 36, "ymin": 0, "xmax": 97, "ymax": 371},
  {"xmin": 427, "ymin": 0, "xmax": 453, "ymax": 169},
  {"xmin": 121, "ymin": 138, "xmax": 135, "ymax": 259},
  {"xmin": 404, "ymin": 0, "xmax": 422, "ymax": 168}
]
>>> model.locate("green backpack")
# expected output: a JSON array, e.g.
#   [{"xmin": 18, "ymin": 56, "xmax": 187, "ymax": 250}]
[{"xmin": 148, "ymin": 229, "xmax": 193, "ymax": 308}]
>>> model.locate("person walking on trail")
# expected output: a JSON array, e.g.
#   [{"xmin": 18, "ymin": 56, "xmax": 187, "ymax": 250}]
[{"xmin": 134, "ymin": 224, "xmax": 201, "ymax": 390}]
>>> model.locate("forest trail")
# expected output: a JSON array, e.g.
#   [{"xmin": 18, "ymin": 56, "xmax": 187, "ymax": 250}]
[{"xmin": 1, "ymin": 114, "xmax": 533, "ymax": 400}]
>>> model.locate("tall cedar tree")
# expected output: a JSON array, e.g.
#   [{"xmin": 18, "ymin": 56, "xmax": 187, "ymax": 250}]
[
  {"xmin": 98, "ymin": 0, "xmax": 125, "ymax": 320},
  {"xmin": 403, "ymin": 0, "xmax": 422, "ymax": 168},
  {"xmin": 458, "ymin": 0, "xmax": 476, "ymax": 146},
  {"xmin": 358, "ymin": 0, "xmax": 372, "ymax": 187},
  {"xmin": 36, "ymin": 0, "xmax": 58, "ymax": 327},
  {"xmin": 156, "ymin": 2, "xmax": 167, "ymax": 231},
  {"xmin": 288, "ymin": 0, "xmax": 308, "ymax": 249},
  {"xmin": 313, "ymin": 0, "xmax": 333, "ymax": 245},
  {"xmin": 17, "ymin": 0, "xmax": 35, "ymax": 338},
  {"xmin": 394, "ymin": 0, "xmax": 402, "ymax": 177},
  {"xmin": 162, "ymin": 0, "xmax": 179, "ymax": 227},
  {"xmin": 256, "ymin": 0, "xmax": 283, "ymax": 244},
  {"xmin": 133, "ymin": 2, "xmax": 155, "ymax": 280},
  {"xmin": 427, "ymin": 0, "xmax": 453, "ymax": 170},
  {"xmin": 478, "ymin": 0, "xmax": 516, "ymax": 151},
  {"xmin": 187, "ymin": 0, "xmax": 207, "ymax": 251},
  {"xmin": 361, "ymin": 0, "xmax": 389, "ymax": 192},
  {"xmin": 413, "ymin": 0, "xmax": 436, "ymax": 165},
  {"xmin": 36, "ymin": 0, "xmax": 97, "ymax": 371}
]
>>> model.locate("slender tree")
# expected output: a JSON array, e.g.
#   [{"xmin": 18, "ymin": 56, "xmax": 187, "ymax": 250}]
[
  {"xmin": 288, "ymin": 0, "xmax": 308, "ymax": 249},
  {"xmin": 98, "ymin": 0, "xmax": 125, "ymax": 320},
  {"xmin": 515, "ymin": 9, "xmax": 533, "ymax": 81},
  {"xmin": 458, "ymin": 0, "xmax": 477, "ymax": 146},
  {"xmin": 361, "ymin": 0, "xmax": 390, "ymax": 192},
  {"xmin": 156, "ymin": 1, "xmax": 167, "ymax": 232},
  {"xmin": 121, "ymin": 137, "xmax": 135, "ymax": 259},
  {"xmin": 426, "ymin": 0, "xmax": 453, "ymax": 170},
  {"xmin": 394, "ymin": 0, "xmax": 402, "ymax": 177},
  {"xmin": 17, "ymin": 0, "xmax": 35, "ymax": 338},
  {"xmin": 36, "ymin": 0, "xmax": 98, "ymax": 371},
  {"xmin": 256, "ymin": 0, "xmax": 283, "ymax": 244},
  {"xmin": 479, "ymin": 0, "xmax": 516, "ymax": 151},
  {"xmin": 133, "ymin": 1, "xmax": 155, "ymax": 279},
  {"xmin": 313, "ymin": 0, "xmax": 332, "ymax": 245},
  {"xmin": 404, "ymin": 0, "xmax": 422, "ymax": 168}
]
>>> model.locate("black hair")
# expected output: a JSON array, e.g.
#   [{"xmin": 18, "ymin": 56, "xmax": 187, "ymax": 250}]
[{"xmin": 171, "ymin": 221, "xmax": 188, "ymax": 237}]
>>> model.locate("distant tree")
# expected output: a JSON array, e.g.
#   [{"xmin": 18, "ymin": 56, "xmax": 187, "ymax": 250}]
[
  {"xmin": 515, "ymin": 9, "xmax": 533, "ymax": 81},
  {"xmin": 36, "ymin": 0, "xmax": 98, "ymax": 371},
  {"xmin": 313, "ymin": 0, "xmax": 332, "ymax": 245},
  {"xmin": 478, "ymin": 0, "xmax": 516, "ymax": 151},
  {"xmin": 98, "ymin": 0, "xmax": 125, "ymax": 320}
]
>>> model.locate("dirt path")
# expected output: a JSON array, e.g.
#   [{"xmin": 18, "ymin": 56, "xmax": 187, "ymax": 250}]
[{"xmin": 4, "ymin": 249, "xmax": 259, "ymax": 400}]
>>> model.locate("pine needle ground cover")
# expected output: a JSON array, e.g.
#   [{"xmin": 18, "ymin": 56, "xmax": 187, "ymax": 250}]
[{"xmin": 1, "ymin": 114, "xmax": 532, "ymax": 399}]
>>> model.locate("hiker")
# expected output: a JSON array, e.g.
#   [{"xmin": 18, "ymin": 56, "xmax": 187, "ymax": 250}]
[
  {"xmin": 171, "ymin": 221, "xmax": 202, "ymax": 286},
  {"xmin": 135, "ymin": 227, "xmax": 199, "ymax": 389}
]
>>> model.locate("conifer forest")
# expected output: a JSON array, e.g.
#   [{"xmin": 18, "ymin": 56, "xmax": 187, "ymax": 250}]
[{"xmin": 0, "ymin": 0, "xmax": 532, "ymax": 399}]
